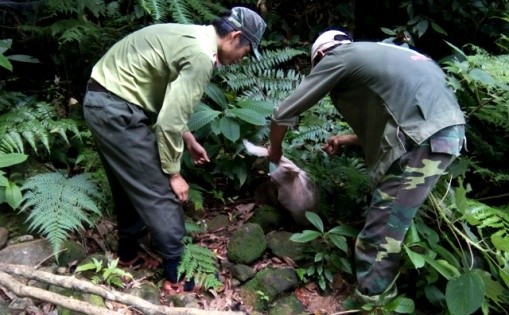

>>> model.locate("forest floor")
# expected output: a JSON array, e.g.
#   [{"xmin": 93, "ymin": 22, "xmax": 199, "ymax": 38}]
[{"xmin": 79, "ymin": 196, "xmax": 350, "ymax": 314}]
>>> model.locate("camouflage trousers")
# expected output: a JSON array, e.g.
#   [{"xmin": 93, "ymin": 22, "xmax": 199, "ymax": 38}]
[{"xmin": 354, "ymin": 126, "xmax": 464, "ymax": 301}]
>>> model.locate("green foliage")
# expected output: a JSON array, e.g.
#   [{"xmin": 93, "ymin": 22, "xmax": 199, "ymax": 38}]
[
  {"xmin": 0, "ymin": 99, "xmax": 81, "ymax": 155},
  {"xmin": 183, "ymin": 48, "xmax": 307, "ymax": 191},
  {"xmin": 444, "ymin": 45, "xmax": 509, "ymax": 186},
  {"xmin": 360, "ymin": 296, "xmax": 416, "ymax": 315},
  {"xmin": 177, "ymin": 244, "xmax": 222, "ymax": 290},
  {"xmin": 282, "ymin": 97, "xmax": 370, "ymax": 223},
  {"xmin": 19, "ymin": 172, "xmax": 103, "ymax": 256},
  {"xmin": 76, "ymin": 257, "xmax": 132, "ymax": 288},
  {"xmin": 290, "ymin": 212, "xmax": 358, "ymax": 291},
  {"xmin": 396, "ymin": 0, "xmax": 509, "ymax": 54},
  {"xmin": 0, "ymin": 152, "xmax": 27, "ymax": 209},
  {"xmin": 0, "ymin": 39, "xmax": 40, "ymax": 72},
  {"xmin": 401, "ymin": 178, "xmax": 509, "ymax": 314},
  {"xmin": 139, "ymin": 0, "xmax": 225, "ymax": 23},
  {"xmin": 216, "ymin": 49, "xmax": 306, "ymax": 98}
]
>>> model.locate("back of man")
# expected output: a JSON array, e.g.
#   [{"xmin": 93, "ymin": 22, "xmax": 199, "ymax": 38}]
[
  {"xmin": 91, "ymin": 23, "xmax": 216, "ymax": 115},
  {"xmin": 275, "ymin": 41, "xmax": 465, "ymax": 183},
  {"xmin": 269, "ymin": 31, "xmax": 466, "ymax": 309}
]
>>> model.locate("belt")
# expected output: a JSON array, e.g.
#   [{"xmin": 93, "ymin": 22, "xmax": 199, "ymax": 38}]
[{"xmin": 87, "ymin": 79, "xmax": 108, "ymax": 92}]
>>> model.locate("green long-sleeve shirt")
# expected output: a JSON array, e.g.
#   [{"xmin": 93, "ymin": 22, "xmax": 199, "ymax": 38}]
[
  {"xmin": 91, "ymin": 23, "xmax": 217, "ymax": 174},
  {"xmin": 272, "ymin": 42, "xmax": 465, "ymax": 184}
]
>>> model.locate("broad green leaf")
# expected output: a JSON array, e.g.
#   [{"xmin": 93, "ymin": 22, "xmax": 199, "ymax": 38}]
[
  {"xmin": 0, "ymin": 54, "xmax": 12, "ymax": 71},
  {"xmin": 414, "ymin": 19, "xmax": 429, "ymax": 37},
  {"xmin": 219, "ymin": 116, "xmax": 240, "ymax": 142},
  {"xmin": 204, "ymin": 83, "xmax": 228, "ymax": 109},
  {"xmin": 233, "ymin": 163, "xmax": 247, "ymax": 186},
  {"xmin": 0, "ymin": 153, "xmax": 27, "ymax": 168},
  {"xmin": 0, "ymin": 176, "xmax": 8, "ymax": 186},
  {"xmin": 328, "ymin": 225, "xmax": 358, "ymax": 237},
  {"xmin": 305, "ymin": 211, "xmax": 324, "ymax": 232},
  {"xmin": 228, "ymin": 108, "xmax": 267, "ymax": 126},
  {"xmin": 446, "ymin": 271, "xmax": 485, "ymax": 315},
  {"xmin": 290, "ymin": 230, "xmax": 322, "ymax": 243},
  {"xmin": 329, "ymin": 234, "xmax": 348, "ymax": 253},
  {"xmin": 5, "ymin": 182, "xmax": 22, "ymax": 209},
  {"xmin": 444, "ymin": 41, "xmax": 468, "ymax": 60},
  {"xmin": 237, "ymin": 100, "xmax": 273, "ymax": 115},
  {"xmin": 424, "ymin": 285, "xmax": 446, "ymax": 306},
  {"xmin": 324, "ymin": 269, "xmax": 333, "ymax": 283},
  {"xmin": 474, "ymin": 269, "xmax": 506, "ymax": 307},
  {"xmin": 0, "ymin": 39, "xmax": 12, "ymax": 54},
  {"xmin": 404, "ymin": 222, "xmax": 420, "ymax": 244},
  {"xmin": 499, "ymin": 267, "xmax": 509, "ymax": 290},
  {"xmin": 491, "ymin": 231, "xmax": 509, "ymax": 252},
  {"xmin": 431, "ymin": 244, "xmax": 460, "ymax": 268},
  {"xmin": 7, "ymin": 54, "xmax": 41, "ymax": 64},
  {"xmin": 430, "ymin": 21, "xmax": 447, "ymax": 35},
  {"xmin": 404, "ymin": 246, "xmax": 425, "ymax": 268},
  {"xmin": 187, "ymin": 108, "xmax": 220, "ymax": 131},
  {"xmin": 469, "ymin": 69, "xmax": 496, "ymax": 86},
  {"xmin": 315, "ymin": 252, "xmax": 324, "ymax": 262},
  {"xmin": 386, "ymin": 297, "xmax": 415, "ymax": 314},
  {"xmin": 381, "ymin": 27, "xmax": 396, "ymax": 36},
  {"xmin": 423, "ymin": 256, "xmax": 460, "ymax": 280}
]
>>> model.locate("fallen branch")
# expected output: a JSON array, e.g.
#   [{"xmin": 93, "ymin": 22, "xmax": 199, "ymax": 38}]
[
  {"xmin": 0, "ymin": 272, "xmax": 115, "ymax": 315},
  {"xmin": 0, "ymin": 263, "xmax": 244, "ymax": 315}
]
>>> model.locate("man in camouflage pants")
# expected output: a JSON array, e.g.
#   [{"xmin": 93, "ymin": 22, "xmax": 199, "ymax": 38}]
[{"xmin": 267, "ymin": 30, "xmax": 465, "ymax": 308}]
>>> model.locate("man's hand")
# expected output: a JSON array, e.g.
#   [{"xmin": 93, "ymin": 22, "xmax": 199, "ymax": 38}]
[
  {"xmin": 322, "ymin": 134, "xmax": 360, "ymax": 155},
  {"xmin": 183, "ymin": 131, "xmax": 210, "ymax": 165},
  {"xmin": 169, "ymin": 173, "xmax": 189, "ymax": 202}
]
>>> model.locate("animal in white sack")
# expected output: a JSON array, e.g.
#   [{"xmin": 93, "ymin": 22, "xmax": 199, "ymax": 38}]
[{"xmin": 243, "ymin": 140, "xmax": 319, "ymax": 225}]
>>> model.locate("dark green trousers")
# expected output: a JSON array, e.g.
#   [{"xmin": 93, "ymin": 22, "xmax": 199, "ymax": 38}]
[{"xmin": 83, "ymin": 88, "xmax": 185, "ymax": 262}]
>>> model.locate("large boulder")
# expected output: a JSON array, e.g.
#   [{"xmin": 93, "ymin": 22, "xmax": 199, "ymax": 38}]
[{"xmin": 227, "ymin": 223, "xmax": 266, "ymax": 264}]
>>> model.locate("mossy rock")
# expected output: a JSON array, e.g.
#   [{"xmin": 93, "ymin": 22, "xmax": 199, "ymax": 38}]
[
  {"xmin": 57, "ymin": 240, "xmax": 87, "ymax": 267},
  {"xmin": 247, "ymin": 205, "xmax": 283, "ymax": 234},
  {"xmin": 227, "ymin": 223, "xmax": 266, "ymax": 264},
  {"xmin": 269, "ymin": 293, "xmax": 307, "ymax": 315}
]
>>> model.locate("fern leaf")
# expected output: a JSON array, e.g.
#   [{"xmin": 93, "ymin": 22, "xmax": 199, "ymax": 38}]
[
  {"xmin": 139, "ymin": 0, "xmax": 167, "ymax": 22},
  {"xmin": 168, "ymin": 0, "xmax": 193, "ymax": 24},
  {"xmin": 20, "ymin": 172, "xmax": 103, "ymax": 255},
  {"xmin": 177, "ymin": 244, "xmax": 221, "ymax": 290}
]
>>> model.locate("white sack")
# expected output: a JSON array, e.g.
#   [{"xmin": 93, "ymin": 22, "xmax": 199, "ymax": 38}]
[{"xmin": 243, "ymin": 140, "xmax": 319, "ymax": 224}]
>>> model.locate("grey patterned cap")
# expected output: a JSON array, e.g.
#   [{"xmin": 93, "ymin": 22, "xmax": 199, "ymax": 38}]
[{"xmin": 226, "ymin": 7, "xmax": 267, "ymax": 60}]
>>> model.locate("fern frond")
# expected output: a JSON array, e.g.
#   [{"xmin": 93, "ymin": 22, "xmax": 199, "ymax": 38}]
[
  {"xmin": 188, "ymin": 183, "xmax": 205, "ymax": 211},
  {"xmin": 46, "ymin": 0, "xmax": 108, "ymax": 18},
  {"xmin": 20, "ymin": 172, "xmax": 103, "ymax": 256},
  {"xmin": 139, "ymin": 0, "xmax": 167, "ymax": 22},
  {"xmin": 177, "ymin": 244, "xmax": 222, "ymax": 290},
  {"xmin": 0, "ymin": 132, "xmax": 24, "ymax": 153},
  {"xmin": 0, "ymin": 101, "xmax": 82, "ymax": 155}
]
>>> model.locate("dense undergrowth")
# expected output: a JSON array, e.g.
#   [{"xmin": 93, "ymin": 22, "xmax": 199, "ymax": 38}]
[{"xmin": 0, "ymin": 0, "xmax": 508, "ymax": 314}]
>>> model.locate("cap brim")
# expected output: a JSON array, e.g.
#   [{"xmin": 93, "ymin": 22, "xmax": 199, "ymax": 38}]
[{"xmin": 251, "ymin": 43, "xmax": 261, "ymax": 60}]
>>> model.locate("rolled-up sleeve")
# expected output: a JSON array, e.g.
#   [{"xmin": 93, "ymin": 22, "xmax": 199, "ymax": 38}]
[{"xmin": 154, "ymin": 52, "xmax": 213, "ymax": 174}]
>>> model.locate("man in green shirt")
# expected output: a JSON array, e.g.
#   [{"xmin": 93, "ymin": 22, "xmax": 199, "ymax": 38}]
[
  {"xmin": 268, "ymin": 30, "xmax": 465, "ymax": 307},
  {"xmin": 83, "ymin": 7, "xmax": 266, "ymax": 293}
]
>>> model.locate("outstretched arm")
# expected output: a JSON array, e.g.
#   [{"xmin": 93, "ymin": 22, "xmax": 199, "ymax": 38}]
[{"xmin": 267, "ymin": 121, "xmax": 288, "ymax": 163}]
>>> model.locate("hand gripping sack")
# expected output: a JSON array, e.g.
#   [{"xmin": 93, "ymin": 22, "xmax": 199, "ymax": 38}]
[{"xmin": 243, "ymin": 140, "xmax": 319, "ymax": 224}]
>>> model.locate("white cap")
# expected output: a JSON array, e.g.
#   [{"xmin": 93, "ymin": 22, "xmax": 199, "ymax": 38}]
[{"xmin": 311, "ymin": 30, "xmax": 352, "ymax": 67}]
